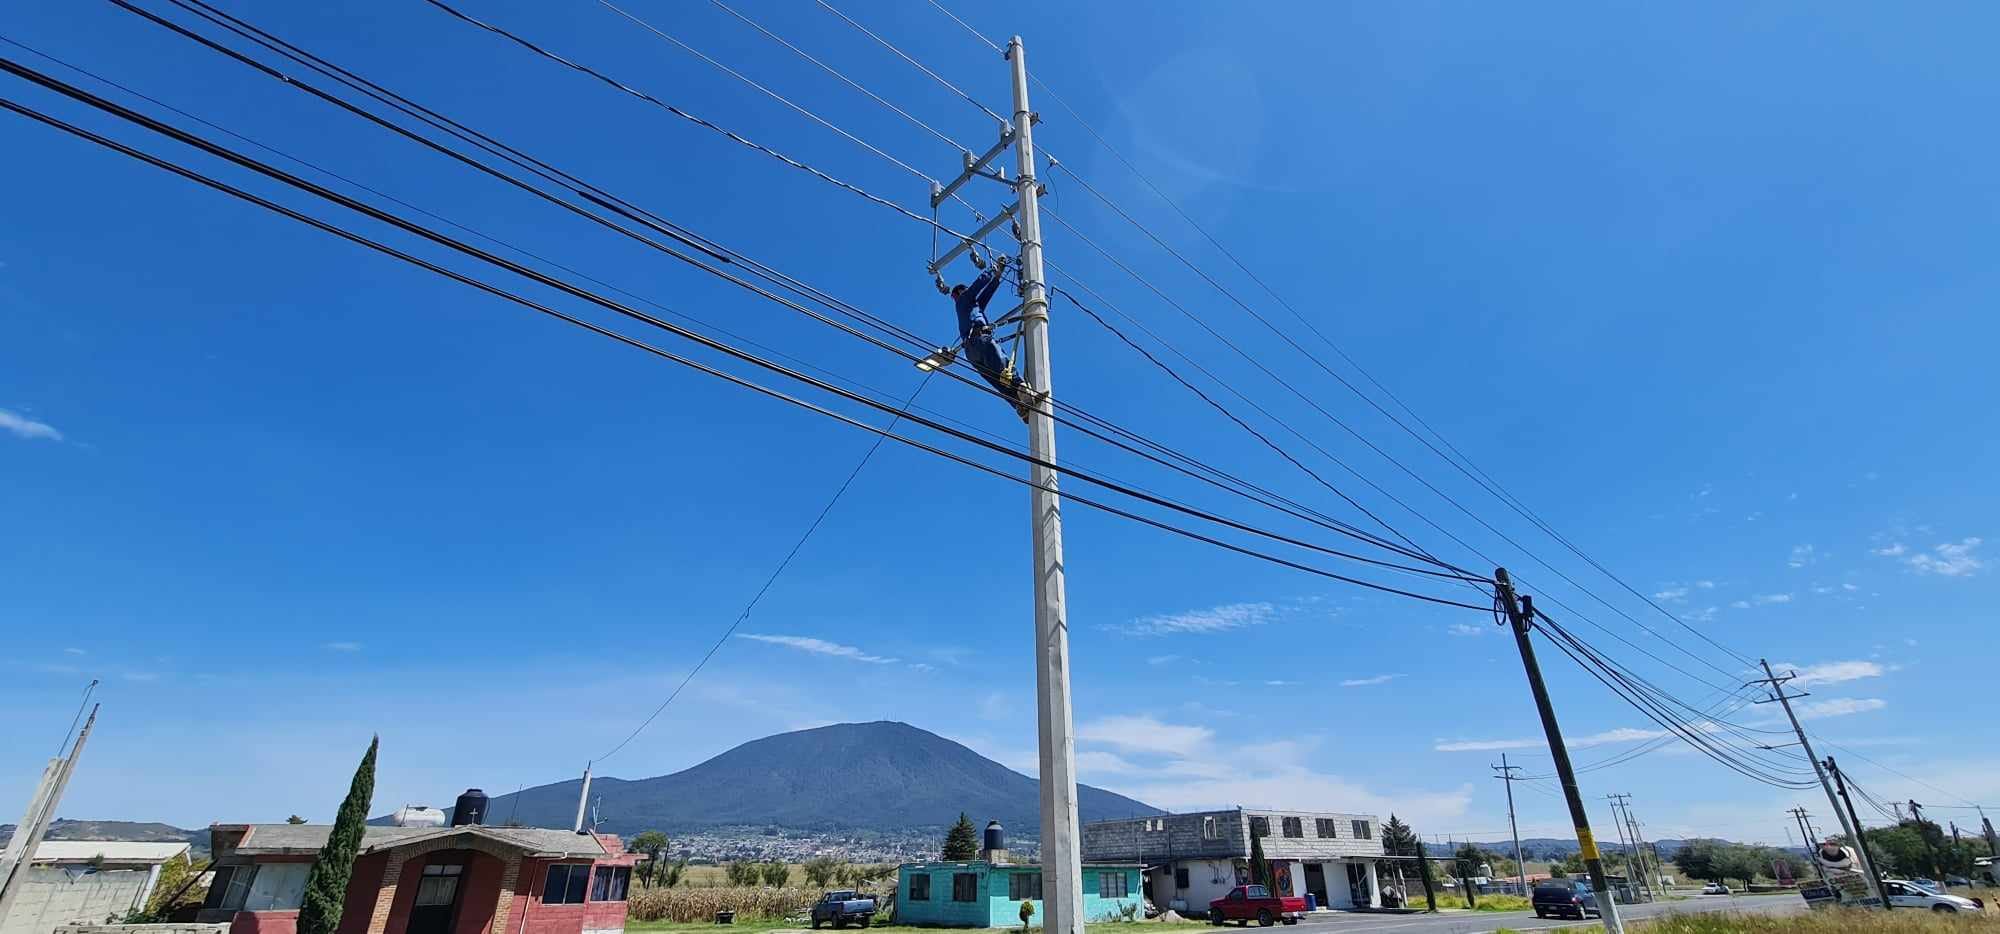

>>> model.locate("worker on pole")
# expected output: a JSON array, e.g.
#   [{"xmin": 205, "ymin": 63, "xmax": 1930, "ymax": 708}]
[{"xmin": 949, "ymin": 254, "xmax": 1032, "ymax": 419}]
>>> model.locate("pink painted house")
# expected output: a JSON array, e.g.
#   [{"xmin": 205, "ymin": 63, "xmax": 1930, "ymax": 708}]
[{"xmin": 197, "ymin": 823, "xmax": 638, "ymax": 934}]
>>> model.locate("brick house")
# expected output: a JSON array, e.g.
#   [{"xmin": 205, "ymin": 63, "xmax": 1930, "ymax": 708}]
[
  {"xmin": 196, "ymin": 824, "xmax": 637, "ymax": 934},
  {"xmin": 1081, "ymin": 808, "xmax": 1385, "ymax": 912}
]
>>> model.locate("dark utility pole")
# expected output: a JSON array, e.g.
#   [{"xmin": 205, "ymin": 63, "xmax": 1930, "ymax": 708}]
[
  {"xmin": 1493, "ymin": 755, "xmax": 1529, "ymax": 897},
  {"xmin": 1908, "ymin": 801, "xmax": 1951, "ymax": 888},
  {"xmin": 1495, "ymin": 568, "xmax": 1624, "ymax": 933},
  {"xmin": 1827, "ymin": 757, "xmax": 1890, "ymax": 909}
]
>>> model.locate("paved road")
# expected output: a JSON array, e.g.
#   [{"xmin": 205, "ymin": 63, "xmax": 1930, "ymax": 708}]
[{"xmin": 1255, "ymin": 894, "xmax": 1802, "ymax": 934}]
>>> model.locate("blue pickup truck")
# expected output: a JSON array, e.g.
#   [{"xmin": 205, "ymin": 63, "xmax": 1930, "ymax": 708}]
[{"xmin": 810, "ymin": 891, "xmax": 876, "ymax": 929}]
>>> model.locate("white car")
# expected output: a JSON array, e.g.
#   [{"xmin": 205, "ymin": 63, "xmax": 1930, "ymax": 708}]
[
  {"xmin": 1882, "ymin": 879, "xmax": 1984, "ymax": 913},
  {"xmin": 1700, "ymin": 883, "xmax": 1731, "ymax": 896}
]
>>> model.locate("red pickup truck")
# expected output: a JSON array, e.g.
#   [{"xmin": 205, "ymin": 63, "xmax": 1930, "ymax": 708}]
[{"xmin": 1208, "ymin": 885, "xmax": 1306, "ymax": 926}]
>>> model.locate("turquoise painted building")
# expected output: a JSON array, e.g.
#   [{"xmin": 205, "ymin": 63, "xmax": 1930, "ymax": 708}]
[{"xmin": 894, "ymin": 861, "xmax": 1144, "ymax": 928}]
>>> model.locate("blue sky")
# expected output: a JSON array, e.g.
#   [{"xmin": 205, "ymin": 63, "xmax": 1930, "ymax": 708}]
[{"xmin": 4, "ymin": 0, "xmax": 1996, "ymax": 847}]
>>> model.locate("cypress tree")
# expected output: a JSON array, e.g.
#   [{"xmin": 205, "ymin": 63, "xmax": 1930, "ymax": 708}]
[
  {"xmin": 297, "ymin": 736, "xmax": 378, "ymax": 934},
  {"xmin": 1248, "ymin": 823, "xmax": 1271, "ymax": 891},
  {"xmin": 942, "ymin": 813, "xmax": 980, "ymax": 861}
]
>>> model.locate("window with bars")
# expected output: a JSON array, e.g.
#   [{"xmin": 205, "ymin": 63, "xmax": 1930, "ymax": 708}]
[
  {"xmin": 1099, "ymin": 871, "xmax": 1129, "ymax": 899},
  {"xmin": 1351, "ymin": 820, "xmax": 1373, "ymax": 840},
  {"xmin": 909, "ymin": 874, "xmax": 931, "ymax": 901},
  {"xmin": 1202, "ymin": 817, "xmax": 1220, "ymax": 840},
  {"xmin": 1315, "ymin": 819, "xmax": 1338, "ymax": 838},
  {"xmin": 952, "ymin": 873, "xmax": 978, "ymax": 902},
  {"xmin": 1008, "ymin": 872, "xmax": 1042, "ymax": 901},
  {"xmin": 1281, "ymin": 817, "xmax": 1303, "ymax": 838},
  {"xmin": 1250, "ymin": 817, "xmax": 1271, "ymax": 837}
]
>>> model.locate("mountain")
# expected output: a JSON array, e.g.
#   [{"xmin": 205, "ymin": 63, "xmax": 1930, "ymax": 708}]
[
  {"xmin": 439, "ymin": 721, "xmax": 1161, "ymax": 836},
  {"xmin": 0, "ymin": 819, "xmax": 210, "ymax": 856}
]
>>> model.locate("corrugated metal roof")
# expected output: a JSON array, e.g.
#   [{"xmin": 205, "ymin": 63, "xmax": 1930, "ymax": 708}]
[
  {"xmin": 231, "ymin": 825, "xmax": 606, "ymax": 858},
  {"xmin": 31, "ymin": 841, "xmax": 192, "ymax": 864}
]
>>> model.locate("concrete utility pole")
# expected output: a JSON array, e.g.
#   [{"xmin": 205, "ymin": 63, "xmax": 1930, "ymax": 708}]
[
  {"xmin": 1980, "ymin": 807, "xmax": 1998, "ymax": 857},
  {"xmin": 1908, "ymin": 801, "xmax": 1950, "ymax": 886},
  {"xmin": 1492, "ymin": 755, "xmax": 1528, "ymax": 896},
  {"xmin": 1008, "ymin": 36, "xmax": 1083, "ymax": 934},
  {"xmin": 1606, "ymin": 795, "xmax": 1636, "ymax": 898},
  {"xmin": 1624, "ymin": 808, "xmax": 1655, "ymax": 900},
  {"xmin": 1751, "ymin": 659, "xmax": 1888, "ymax": 908},
  {"xmin": 573, "ymin": 762, "xmax": 594, "ymax": 834},
  {"xmin": 1790, "ymin": 808, "xmax": 1831, "ymax": 888},
  {"xmin": 0, "ymin": 706, "xmax": 97, "ymax": 926},
  {"xmin": 1494, "ymin": 569, "xmax": 1624, "ymax": 933}
]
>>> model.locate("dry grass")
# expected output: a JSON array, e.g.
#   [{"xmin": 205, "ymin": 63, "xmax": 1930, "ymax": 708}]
[
  {"xmin": 626, "ymin": 886, "xmax": 822, "ymax": 924},
  {"xmin": 1633, "ymin": 907, "xmax": 2000, "ymax": 934}
]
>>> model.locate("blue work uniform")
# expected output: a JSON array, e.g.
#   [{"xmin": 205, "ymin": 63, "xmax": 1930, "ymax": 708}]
[{"xmin": 952, "ymin": 269, "xmax": 1019, "ymax": 397}]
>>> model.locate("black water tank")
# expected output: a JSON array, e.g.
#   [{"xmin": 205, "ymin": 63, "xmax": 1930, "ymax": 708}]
[
  {"xmin": 984, "ymin": 820, "xmax": 1004, "ymax": 853},
  {"xmin": 453, "ymin": 788, "xmax": 490, "ymax": 826}
]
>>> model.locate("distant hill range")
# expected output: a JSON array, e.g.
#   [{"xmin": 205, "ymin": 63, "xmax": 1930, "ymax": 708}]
[
  {"xmin": 405, "ymin": 721, "xmax": 1163, "ymax": 836},
  {"xmin": 0, "ymin": 819, "xmax": 209, "ymax": 856},
  {"xmin": 1422, "ymin": 836, "xmax": 1737, "ymax": 859}
]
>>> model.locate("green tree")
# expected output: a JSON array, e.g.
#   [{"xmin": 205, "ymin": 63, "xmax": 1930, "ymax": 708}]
[
  {"xmin": 1382, "ymin": 816, "xmax": 1418, "ymax": 860},
  {"xmin": 297, "ymin": 736, "xmax": 377, "ymax": 934},
  {"xmin": 286, "ymin": 815, "xmax": 308, "ymax": 825},
  {"xmin": 1248, "ymin": 825, "xmax": 1271, "ymax": 891},
  {"xmin": 629, "ymin": 832, "xmax": 670, "ymax": 887},
  {"xmin": 1673, "ymin": 842, "xmax": 1717, "ymax": 882},
  {"xmin": 942, "ymin": 813, "xmax": 980, "ymax": 861},
  {"xmin": 1555, "ymin": 852, "xmax": 1588, "ymax": 877},
  {"xmin": 804, "ymin": 856, "xmax": 844, "ymax": 889},
  {"xmin": 663, "ymin": 859, "xmax": 686, "ymax": 888},
  {"xmin": 761, "ymin": 862, "xmax": 791, "ymax": 887}
]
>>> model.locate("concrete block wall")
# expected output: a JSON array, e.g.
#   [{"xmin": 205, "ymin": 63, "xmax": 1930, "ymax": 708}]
[
  {"xmin": 3, "ymin": 869, "xmax": 151, "ymax": 934},
  {"xmin": 1243, "ymin": 810, "xmax": 1385, "ymax": 861},
  {"xmin": 1080, "ymin": 810, "xmax": 1246, "ymax": 863}
]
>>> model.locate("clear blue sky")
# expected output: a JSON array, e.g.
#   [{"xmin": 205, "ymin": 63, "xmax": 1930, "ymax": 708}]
[{"xmin": 4, "ymin": 0, "xmax": 1996, "ymax": 847}]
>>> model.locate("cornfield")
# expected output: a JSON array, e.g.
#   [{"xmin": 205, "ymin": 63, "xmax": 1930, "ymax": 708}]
[
  {"xmin": 1634, "ymin": 908, "xmax": 2000, "ymax": 934},
  {"xmin": 625, "ymin": 883, "xmax": 897, "ymax": 924}
]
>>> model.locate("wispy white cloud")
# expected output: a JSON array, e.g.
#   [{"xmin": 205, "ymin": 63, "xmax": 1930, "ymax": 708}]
[
  {"xmin": 1682, "ymin": 606, "xmax": 1720, "ymax": 623},
  {"xmin": 1113, "ymin": 601, "xmax": 1275, "ymax": 636},
  {"xmin": 1871, "ymin": 543, "xmax": 1907, "ymax": 557},
  {"xmin": 0, "ymin": 409, "xmax": 62, "ymax": 442},
  {"xmin": 1788, "ymin": 544, "xmax": 1818, "ymax": 569},
  {"xmin": 1263, "ymin": 680, "xmax": 1300, "ymax": 687},
  {"xmin": 1434, "ymin": 726, "xmax": 1667, "ymax": 753},
  {"xmin": 1731, "ymin": 593, "xmax": 1793, "ymax": 609},
  {"xmin": 1077, "ymin": 715, "xmax": 1213, "ymax": 756},
  {"xmin": 323, "ymin": 641, "xmax": 363, "ymax": 652},
  {"xmin": 63, "ymin": 647, "xmax": 86, "ymax": 656},
  {"xmin": 736, "ymin": 633, "xmax": 896, "ymax": 664},
  {"xmin": 1339, "ymin": 674, "xmax": 1403, "ymax": 688},
  {"xmin": 1795, "ymin": 697, "xmax": 1886, "ymax": 720},
  {"xmin": 1771, "ymin": 660, "xmax": 1885, "ymax": 687},
  {"xmin": 1653, "ymin": 585, "xmax": 1690, "ymax": 603},
  {"xmin": 1446, "ymin": 623, "xmax": 1487, "ymax": 637},
  {"xmin": 1906, "ymin": 538, "xmax": 1985, "ymax": 577},
  {"xmin": 1146, "ymin": 654, "xmax": 1182, "ymax": 666}
]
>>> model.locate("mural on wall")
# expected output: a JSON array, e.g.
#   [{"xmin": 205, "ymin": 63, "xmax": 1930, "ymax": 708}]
[{"xmin": 1269, "ymin": 861, "xmax": 1293, "ymax": 896}]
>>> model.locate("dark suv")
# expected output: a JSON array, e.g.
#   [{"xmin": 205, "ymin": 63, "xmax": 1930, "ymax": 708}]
[{"xmin": 1532, "ymin": 882, "xmax": 1600, "ymax": 919}]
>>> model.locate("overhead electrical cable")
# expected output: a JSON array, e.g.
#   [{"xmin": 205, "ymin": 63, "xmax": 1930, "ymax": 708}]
[
  {"xmin": 0, "ymin": 59, "xmax": 1490, "ymax": 609},
  {"xmin": 918, "ymin": 0, "xmax": 1753, "ymax": 668},
  {"xmin": 119, "ymin": 0, "xmax": 1484, "ymax": 578}
]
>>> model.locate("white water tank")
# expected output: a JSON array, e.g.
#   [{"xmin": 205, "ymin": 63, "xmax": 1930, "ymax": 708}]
[{"xmin": 392, "ymin": 805, "xmax": 448, "ymax": 827}]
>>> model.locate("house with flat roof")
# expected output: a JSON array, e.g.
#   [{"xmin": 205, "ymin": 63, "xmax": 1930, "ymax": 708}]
[
  {"xmin": 1081, "ymin": 808, "xmax": 1386, "ymax": 913},
  {"xmin": 894, "ymin": 821, "xmax": 1142, "ymax": 927},
  {"xmin": 197, "ymin": 821, "xmax": 636, "ymax": 934},
  {"xmin": 0, "ymin": 841, "xmax": 194, "ymax": 934}
]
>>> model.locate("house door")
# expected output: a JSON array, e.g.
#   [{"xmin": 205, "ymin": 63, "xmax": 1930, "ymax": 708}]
[
  {"xmin": 1303, "ymin": 864, "xmax": 1328, "ymax": 907},
  {"xmin": 409, "ymin": 862, "xmax": 465, "ymax": 934},
  {"xmin": 1345, "ymin": 864, "xmax": 1371, "ymax": 908}
]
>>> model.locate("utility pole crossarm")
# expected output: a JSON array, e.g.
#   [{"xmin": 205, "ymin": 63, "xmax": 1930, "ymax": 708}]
[
  {"xmin": 930, "ymin": 123, "xmax": 1017, "ymax": 208},
  {"xmin": 927, "ymin": 201, "xmax": 1021, "ymax": 275},
  {"xmin": 1756, "ymin": 659, "xmax": 1888, "ymax": 910}
]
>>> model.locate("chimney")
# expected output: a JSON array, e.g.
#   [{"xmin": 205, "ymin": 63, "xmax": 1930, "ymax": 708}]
[{"xmin": 982, "ymin": 820, "xmax": 1009, "ymax": 865}]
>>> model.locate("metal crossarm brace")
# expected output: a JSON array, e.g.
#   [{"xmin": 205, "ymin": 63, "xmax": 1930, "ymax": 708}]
[
  {"xmin": 928, "ymin": 201, "xmax": 1019, "ymax": 275},
  {"xmin": 931, "ymin": 124, "xmax": 1017, "ymax": 208}
]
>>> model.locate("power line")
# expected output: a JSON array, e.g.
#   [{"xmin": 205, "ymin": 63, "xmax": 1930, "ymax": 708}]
[
  {"xmin": 597, "ymin": 374, "xmax": 936, "ymax": 763},
  {"xmin": 0, "ymin": 61, "xmax": 1490, "ymax": 613},
  {"xmin": 119, "ymin": 0, "xmax": 1478, "ymax": 581},
  {"xmin": 918, "ymin": 0, "xmax": 1755, "ymax": 667}
]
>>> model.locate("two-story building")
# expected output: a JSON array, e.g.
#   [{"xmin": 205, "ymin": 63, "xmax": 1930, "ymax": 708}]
[{"xmin": 1081, "ymin": 808, "xmax": 1385, "ymax": 913}]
